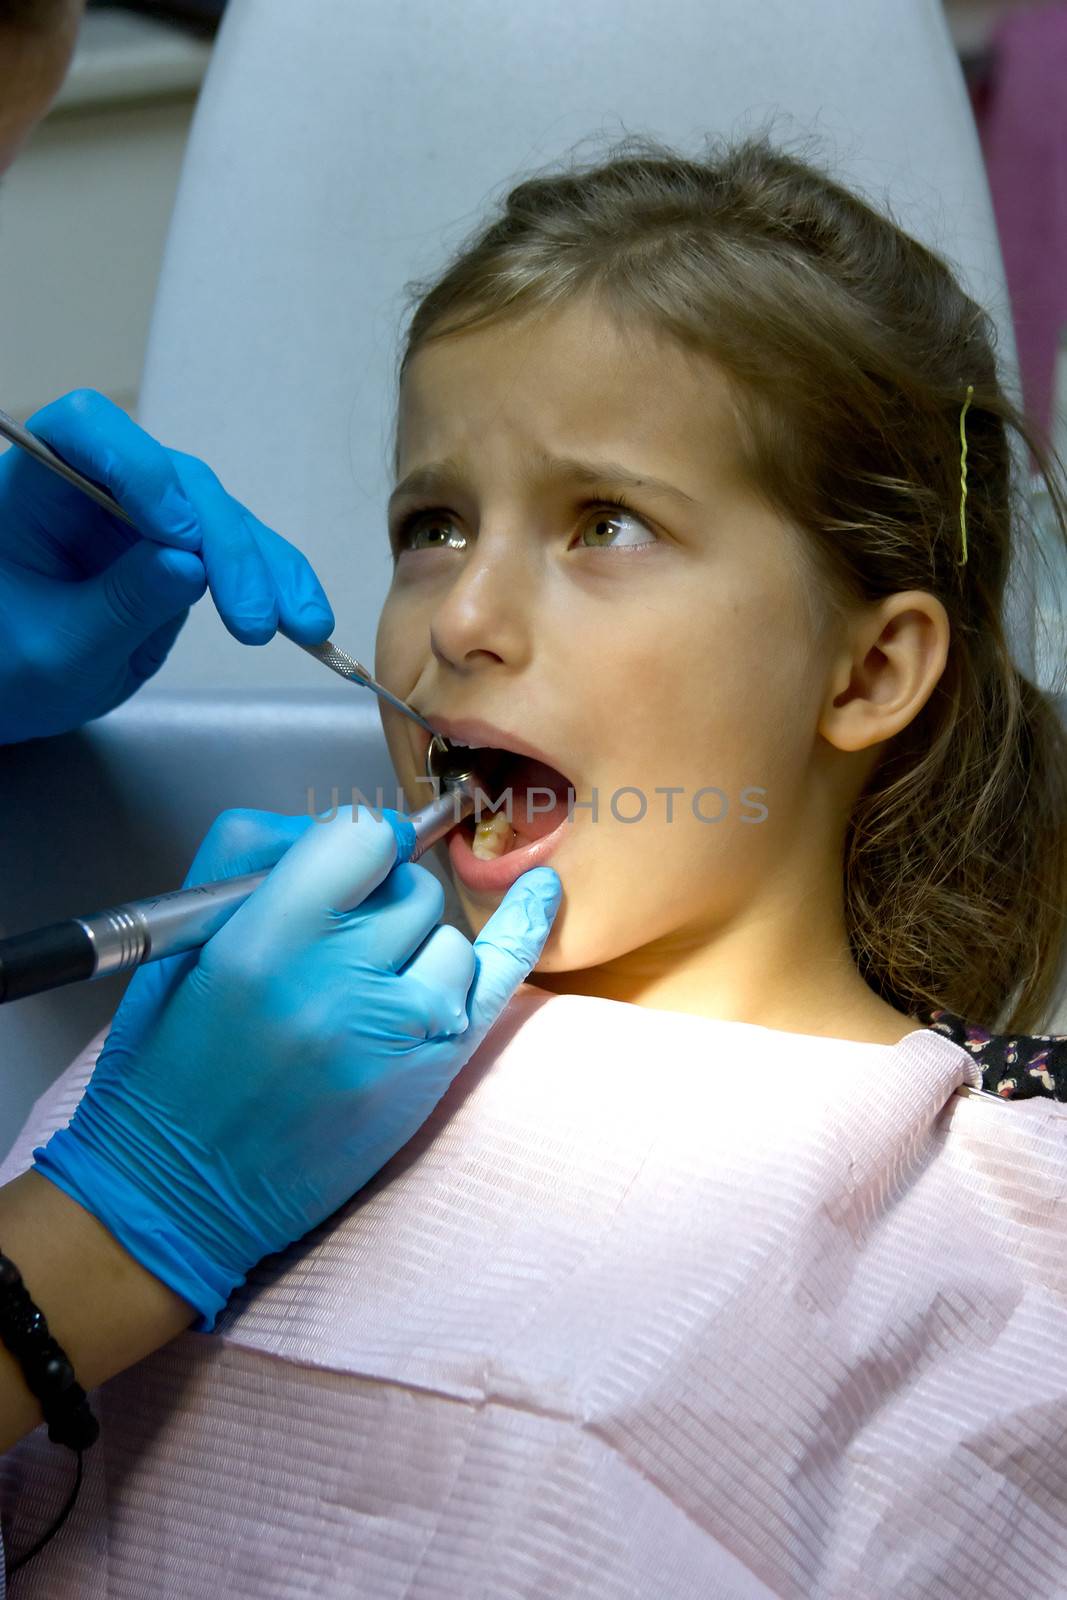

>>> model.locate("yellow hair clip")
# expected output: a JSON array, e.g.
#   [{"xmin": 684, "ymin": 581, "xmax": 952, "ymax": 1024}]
[{"xmin": 958, "ymin": 384, "xmax": 974, "ymax": 565}]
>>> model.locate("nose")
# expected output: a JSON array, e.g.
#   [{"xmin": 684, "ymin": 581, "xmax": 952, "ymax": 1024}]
[{"xmin": 427, "ymin": 531, "xmax": 536, "ymax": 678}]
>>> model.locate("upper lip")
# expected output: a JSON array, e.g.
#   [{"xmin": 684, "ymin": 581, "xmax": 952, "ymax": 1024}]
[{"xmin": 418, "ymin": 714, "xmax": 573, "ymax": 781}]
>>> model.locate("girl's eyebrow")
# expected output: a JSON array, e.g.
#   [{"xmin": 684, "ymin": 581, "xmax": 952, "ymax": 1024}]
[{"xmin": 388, "ymin": 451, "xmax": 698, "ymax": 510}]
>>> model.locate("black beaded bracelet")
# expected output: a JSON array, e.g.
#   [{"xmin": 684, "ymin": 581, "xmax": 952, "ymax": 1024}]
[
  {"xmin": 0, "ymin": 1250, "xmax": 98, "ymax": 1451},
  {"xmin": 0, "ymin": 1247, "xmax": 98, "ymax": 1575}
]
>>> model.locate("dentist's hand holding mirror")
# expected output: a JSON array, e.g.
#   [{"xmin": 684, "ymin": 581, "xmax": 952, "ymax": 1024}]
[{"xmin": 0, "ymin": 388, "xmax": 336, "ymax": 744}]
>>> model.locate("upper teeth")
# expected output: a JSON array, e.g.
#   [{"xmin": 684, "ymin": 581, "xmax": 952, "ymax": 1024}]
[{"xmin": 447, "ymin": 738, "xmax": 484, "ymax": 750}]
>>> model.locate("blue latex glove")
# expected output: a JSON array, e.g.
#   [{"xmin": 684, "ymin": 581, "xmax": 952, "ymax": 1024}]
[
  {"xmin": 32, "ymin": 804, "xmax": 562, "ymax": 1332},
  {"xmin": 0, "ymin": 388, "xmax": 336, "ymax": 743}
]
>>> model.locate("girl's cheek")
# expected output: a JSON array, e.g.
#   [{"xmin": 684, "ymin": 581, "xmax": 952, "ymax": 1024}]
[{"xmin": 374, "ymin": 604, "xmax": 411, "ymax": 684}]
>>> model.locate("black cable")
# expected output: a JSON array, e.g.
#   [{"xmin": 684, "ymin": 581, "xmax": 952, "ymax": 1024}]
[{"xmin": 6, "ymin": 1447, "xmax": 84, "ymax": 1575}]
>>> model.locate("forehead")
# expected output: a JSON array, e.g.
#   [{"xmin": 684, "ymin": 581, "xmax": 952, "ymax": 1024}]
[{"xmin": 395, "ymin": 296, "xmax": 746, "ymax": 489}]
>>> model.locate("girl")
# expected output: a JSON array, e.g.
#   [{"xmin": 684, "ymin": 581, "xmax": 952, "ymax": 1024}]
[
  {"xmin": 2, "ymin": 128, "xmax": 1065, "ymax": 1597},
  {"xmin": 376, "ymin": 126, "xmax": 1067, "ymax": 1057}
]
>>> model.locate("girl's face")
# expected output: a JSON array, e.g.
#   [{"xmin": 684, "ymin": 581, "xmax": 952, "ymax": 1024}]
[
  {"xmin": 375, "ymin": 294, "xmax": 941, "ymax": 1024},
  {"xmin": 0, "ymin": 4, "xmax": 82, "ymax": 175}
]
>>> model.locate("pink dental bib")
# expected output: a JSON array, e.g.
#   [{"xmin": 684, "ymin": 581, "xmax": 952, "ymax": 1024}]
[{"xmin": 1, "ymin": 984, "xmax": 1064, "ymax": 1598}]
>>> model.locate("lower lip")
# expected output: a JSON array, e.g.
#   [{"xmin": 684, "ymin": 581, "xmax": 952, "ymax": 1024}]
[{"xmin": 447, "ymin": 812, "xmax": 570, "ymax": 892}]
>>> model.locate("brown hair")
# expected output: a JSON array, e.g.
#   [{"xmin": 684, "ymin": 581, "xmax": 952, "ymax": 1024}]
[
  {"xmin": 0, "ymin": 0, "xmax": 75, "ymax": 31},
  {"xmin": 391, "ymin": 124, "xmax": 1067, "ymax": 1034}
]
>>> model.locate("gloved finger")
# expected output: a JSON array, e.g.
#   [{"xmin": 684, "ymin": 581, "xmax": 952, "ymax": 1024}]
[
  {"xmin": 182, "ymin": 807, "xmax": 318, "ymax": 890},
  {"xmin": 95, "ymin": 946, "xmax": 201, "ymax": 1060},
  {"xmin": 26, "ymin": 390, "xmax": 202, "ymax": 550},
  {"xmin": 397, "ymin": 921, "xmax": 475, "ymax": 1038},
  {"xmin": 0, "ymin": 444, "xmax": 135, "ymax": 580},
  {"xmin": 244, "ymin": 515, "xmax": 334, "ymax": 645},
  {"xmin": 168, "ymin": 452, "xmax": 278, "ymax": 644},
  {"xmin": 338, "ymin": 860, "xmax": 447, "ymax": 971},
  {"xmin": 59, "ymin": 542, "xmax": 206, "ymax": 668},
  {"xmin": 465, "ymin": 867, "xmax": 563, "ymax": 1040},
  {"xmin": 217, "ymin": 805, "xmax": 402, "ymax": 954},
  {"xmin": 103, "ymin": 811, "xmax": 314, "ymax": 1047},
  {"xmin": 125, "ymin": 609, "xmax": 191, "ymax": 689},
  {"xmin": 97, "ymin": 813, "xmax": 314, "ymax": 1058}
]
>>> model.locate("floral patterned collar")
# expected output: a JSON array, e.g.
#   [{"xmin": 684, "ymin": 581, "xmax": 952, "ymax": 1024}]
[{"xmin": 917, "ymin": 1007, "xmax": 1067, "ymax": 1101}]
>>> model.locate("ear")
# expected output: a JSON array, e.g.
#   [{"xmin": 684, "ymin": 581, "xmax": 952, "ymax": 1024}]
[{"xmin": 818, "ymin": 591, "xmax": 950, "ymax": 754}]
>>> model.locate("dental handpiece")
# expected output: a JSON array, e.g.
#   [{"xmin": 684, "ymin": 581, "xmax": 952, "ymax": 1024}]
[{"xmin": 0, "ymin": 778, "xmax": 477, "ymax": 1004}]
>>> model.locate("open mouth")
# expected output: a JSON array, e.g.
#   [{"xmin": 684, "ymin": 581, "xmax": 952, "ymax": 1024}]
[{"xmin": 425, "ymin": 734, "xmax": 577, "ymax": 862}]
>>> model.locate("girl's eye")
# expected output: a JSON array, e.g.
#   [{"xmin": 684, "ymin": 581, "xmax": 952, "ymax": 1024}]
[
  {"xmin": 391, "ymin": 493, "xmax": 657, "ymax": 554},
  {"xmin": 574, "ymin": 494, "xmax": 656, "ymax": 552},
  {"xmin": 391, "ymin": 511, "xmax": 464, "ymax": 554}
]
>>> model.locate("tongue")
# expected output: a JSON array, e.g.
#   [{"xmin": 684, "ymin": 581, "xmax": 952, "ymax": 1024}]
[{"xmin": 492, "ymin": 754, "xmax": 571, "ymax": 842}]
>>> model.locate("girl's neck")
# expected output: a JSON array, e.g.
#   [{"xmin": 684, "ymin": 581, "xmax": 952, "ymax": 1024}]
[{"xmin": 532, "ymin": 965, "xmax": 920, "ymax": 1047}]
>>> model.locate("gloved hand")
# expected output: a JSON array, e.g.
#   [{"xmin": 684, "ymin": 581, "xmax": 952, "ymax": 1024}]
[
  {"xmin": 32, "ymin": 804, "xmax": 562, "ymax": 1332},
  {"xmin": 0, "ymin": 388, "xmax": 336, "ymax": 743}
]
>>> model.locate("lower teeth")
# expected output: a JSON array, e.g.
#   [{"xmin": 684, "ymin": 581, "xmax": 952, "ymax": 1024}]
[{"xmin": 469, "ymin": 811, "xmax": 518, "ymax": 860}]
